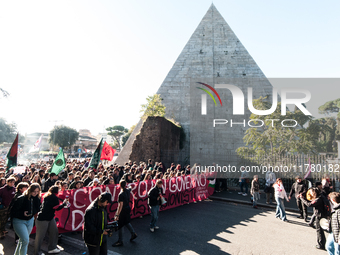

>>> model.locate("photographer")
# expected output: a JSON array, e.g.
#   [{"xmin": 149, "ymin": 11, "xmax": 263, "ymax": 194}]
[{"xmin": 84, "ymin": 192, "xmax": 111, "ymax": 255}]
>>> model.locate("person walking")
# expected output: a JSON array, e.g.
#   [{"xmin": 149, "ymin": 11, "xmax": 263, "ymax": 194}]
[
  {"xmin": 83, "ymin": 192, "xmax": 111, "ymax": 255},
  {"xmin": 148, "ymin": 179, "xmax": 163, "ymax": 232},
  {"xmin": 11, "ymin": 183, "xmax": 41, "ymax": 255},
  {"xmin": 300, "ymin": 187, "xmax": 329, "ymax": 250},
  {"xmin": 112, "ymin": 180, "xmax": 137, "ymax": 247},
  {"xmin": 265, "ymin": 168, "xmax": 276, "ymax": 204},
  {"xmin": 289, "ymin": 175, "xmax": 308, "ymax": 221},
  {"xmin": 250, "ymin": 175, "xmax": 260, "ymax": 209},
  {"xmin": 34, "ymin": 185, "xmax": 69, "ymax": 255},
  {"xmin": 273, "ymin": 178, "xmax": 289, "ymax": 222},
  {"xmin": 0, "ymin": 177, "xmax": 16, "ymax": 238},
  {"xmin": 8, "ymin": 182, "xmax": 29, "ymax": 244}
]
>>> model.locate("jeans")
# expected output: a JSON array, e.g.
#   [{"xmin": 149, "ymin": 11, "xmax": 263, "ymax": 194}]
[
  {"xmin": 150, "ymin": 205, "xmax": 159, "ymax": 228},
  {"xmin": 13, "ymin": 217, "xmax": 34, "ymax": 255},
  {"xmin": 118, "ymin": 223, "xmax": 135, "ymax": 242},
  {"xmin": 252, "ymin": 192, "xmax": 260, "ymax": 206},
  {"xmin": 240, "ymin": 180, "xmax": 248, "ymax": 194},
  {"xmin": 275, "ymin": 197, "xmax": 286, "ymax": 221},
  {"xmin": 326, "ymin": 232, "xmax": 340, "ymax": 255}
]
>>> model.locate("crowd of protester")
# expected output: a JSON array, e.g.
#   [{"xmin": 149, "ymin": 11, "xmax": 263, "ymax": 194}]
[
  {"xmin": 2, "ymin": 157, "xmax": 340, "ymax": 254},
  {"xmin": 0, "ymin": 158, "xmax": 191, "ymax": 254}
]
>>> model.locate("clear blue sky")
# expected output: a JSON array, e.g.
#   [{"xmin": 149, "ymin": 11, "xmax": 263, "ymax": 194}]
[{"xmin": 0, "ymin": 0, "xmax": 339, "ymax": 136}]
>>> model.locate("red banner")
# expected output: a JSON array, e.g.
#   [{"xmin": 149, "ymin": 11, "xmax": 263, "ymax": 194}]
[{"xmin": 53, "ymin": 174, "xmax": 214, "ymax": 232}]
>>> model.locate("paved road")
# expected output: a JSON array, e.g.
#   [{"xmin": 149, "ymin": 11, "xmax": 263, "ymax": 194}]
[{"xmin": 52, "ymin": 200, "xmax": 326, "ymax": 255}]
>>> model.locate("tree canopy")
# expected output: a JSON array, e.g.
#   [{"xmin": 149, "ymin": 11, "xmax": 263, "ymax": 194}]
[
  {"xmin": 236, "ymin": 97, "xmax": 317, "ymax": 162},
  {"xmin": 122, "ymin": 124, "xmax": 136, "ymax": 147},
  {"xmin": 140, "ymin": 94, "xmax": 166, "ymax": 119},
  {"xmin": 0, "ymin": 118, "xmax": 17, "ymax": 144},
  {"xmin": 106, "ymin": 125, "xmax": 128, "ymax": 151},
  {"xmin": 49, "ymin": 125, "xmax": 79, "ymax": 149}
]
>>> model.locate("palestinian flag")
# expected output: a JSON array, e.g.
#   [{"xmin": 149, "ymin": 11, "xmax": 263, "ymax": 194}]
[
  {"xmin": 6, "ymin": 134, "xmax": 18, "ymax": 172},
  {"xmin": 49, "ymin": 148, "xmax": 66, "ymax": 175},
  {"xmin": 88, "ymin": 138, "xmax": 103, "ymax": 169}
]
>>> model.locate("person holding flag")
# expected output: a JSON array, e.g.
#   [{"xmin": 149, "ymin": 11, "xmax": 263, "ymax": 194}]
[{"xmin": 43, "ymin": 148, "xmax": 66, "ymax": 192}]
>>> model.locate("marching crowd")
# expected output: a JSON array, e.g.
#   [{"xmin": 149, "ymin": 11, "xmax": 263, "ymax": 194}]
[
  {"xmin": 1, "ymin": 158, "xmax": 340, "ymax": 255},
  {"xmin": 0, "ymin": 159, "xmax": 190, "ymax": 255}
]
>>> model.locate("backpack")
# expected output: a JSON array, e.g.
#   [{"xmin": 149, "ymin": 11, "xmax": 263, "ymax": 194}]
[{"xmin": 321, "ymin": 194, "xmax": 331, "ymax": 218}]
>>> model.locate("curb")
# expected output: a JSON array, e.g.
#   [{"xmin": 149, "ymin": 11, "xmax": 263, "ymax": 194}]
[{"xmin": 209, "ymin": 196, "xmax": 301, "ymax": 214}]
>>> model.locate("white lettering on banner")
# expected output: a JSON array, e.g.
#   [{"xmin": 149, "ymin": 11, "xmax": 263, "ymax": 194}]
[
  {"xmin": 72, "ymin": 210, "xmax": 84, "ymax": 231},
  {"xmin": 104, "ymin": 186, "xmax": 117, "ymax": 202},
  {"xmin": 185, "ymin": 176, "xmax": 192, "ymax": 190},
  {"xmin": 73, "ymin": 189, "xmax": 86, "ymax": 208},
  {"xmin": 138, "ymin": 181, "xmax": 148, "ymax": 198},
  {"xmin": 169, "ymin": 178, "xmax": 177, "ymax": 193},
  {"xmin": 89, "ymin": 187, "xmax": 103, "ymax": 203},
  {"xmin": 161, "ymin": 181, "xmax": 167, "ymax": 194},
  {"xmin": 176, "ymin": 177, "xmax": 184, "ymax": 192},
  {"xmin": 128, "ymin": 183, "xmax": 137, "ymax": 200}
]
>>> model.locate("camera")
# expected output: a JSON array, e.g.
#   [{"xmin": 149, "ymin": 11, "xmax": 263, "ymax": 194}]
[{"xmin": 107, "ymin": 221, "xmax": 119, "ymax": 237}]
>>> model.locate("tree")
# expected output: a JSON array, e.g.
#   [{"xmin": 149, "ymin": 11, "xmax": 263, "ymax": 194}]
[
  {"xmin": 236, "ymin": 96, "xmax": 317, "ymax": 163},
  {"xmin": 106, "ymin": 125, "xmax": 128, "ymax": 151},
  {"xmin": 318, "ymin": 98, "xmax": 340, "ymax": 142},
  {"xmin": 140, "ymin": 94, "xmax": 166, "ymax": 119},
  {"xmin": 0, "ymin": 118, "xmax": 17, "ymax": 144},
  {"xmin": 49, "ymin": 125, "xmax": 79, "ymax": 149},
  {"xmin": 122, "ymin": 124, "xmax": 136, "ymax": 147}
]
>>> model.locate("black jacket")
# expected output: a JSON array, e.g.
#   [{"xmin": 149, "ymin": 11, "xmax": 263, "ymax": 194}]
[
  {"xmin": 301, "ymin": 194, "xmax": 327, "ymax": 218},
  {"xmin": 289, "ymin": 182, "xmax": 307, "ymax": 198},
  {"xmin": 148, "ymin": 186, "xmax": 162, "ymax": 206},
  {"xmin": 11, "ymin": 194, "xmax": 41, "ymax": 220},
  {"xmin": 83, "ymin": 177, "xmax": 93, "ymax": 187},
  {"xmin": 43, "ymin": 178, "xmax": 55, "ymax": 192},
  {"xmin": 37, "ymin": 193, "xmax": 65, "ymax": 221},
  {"xmin": 83, "ymin": 198, "xmax": 108, "ymax": 246}
]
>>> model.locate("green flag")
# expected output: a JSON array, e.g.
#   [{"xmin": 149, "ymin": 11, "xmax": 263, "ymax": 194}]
[
  {"xmin": 50, "ymin": 148, "xmax": 66, "ymax": 175},
  {"xmin": 88, "ymin": 138, "xmax": 103, "ymax": 169},
  {"xmin": 6, "ymin": 133, "xmax": 18, "ymax": 172}
]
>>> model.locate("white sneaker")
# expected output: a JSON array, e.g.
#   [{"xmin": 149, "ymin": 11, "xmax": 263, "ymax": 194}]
[
  {"xmin": 150, "ymin": 228, "xmax": 154, "ymax": 232},
  {"xmin": 242, "ymin": 193, "xmax": 247, "ymax": 196},
  {"xmin": 154, "ymin": 226, "xmax": 159, "ymax": 230},
  {"xmin": 238, "ymin": 192, "xmax": 242, "ymax": 195},
  {"xmin": 48, "ymin": 248, "xmax": 61, "ymax": 254}
]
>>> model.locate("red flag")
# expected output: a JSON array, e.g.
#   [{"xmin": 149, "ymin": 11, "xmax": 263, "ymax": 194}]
[{"xmin": 100, "ymin": 142, "xmax": 115, "ymax": 161}]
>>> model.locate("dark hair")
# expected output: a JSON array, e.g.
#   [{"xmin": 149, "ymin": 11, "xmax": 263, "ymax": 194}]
[
  {"xmin": 16, "ymin": 182, "xmax": 29, "ymax": 192},
  {"xmin": 6, "ymin": 177, "xmax": 16, "ymax": 183},
  {"xmin": 24, "ymin": 183, "xmax": 41, "ymax": 199},
  {"xmin": 329, "ymin": 192, "xmax": 340, "ymax": 204},
  {"xmin": 44, "ymin": 185, "xmax": 59, "ymax": 198},
  {"xmin": 156, "ymin": 179, "xmax": 163, "ymax": 185},
  {"xmin": 99, "ymin": 192, "xmax": 111, "ymax": 203},
  {"xmin": 119, "ymin": 180, "xmax": 127, "ymax": 190}
]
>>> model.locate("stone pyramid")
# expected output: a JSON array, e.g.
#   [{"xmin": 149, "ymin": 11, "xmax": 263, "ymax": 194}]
[{"xmin": 116, "ymin": 4, "xmax": 273, "ymax": 167}]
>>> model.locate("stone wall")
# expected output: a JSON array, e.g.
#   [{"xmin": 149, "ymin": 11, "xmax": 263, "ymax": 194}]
[{"xmin": 128, "ymin": 116, "xmax": 181, "ymax": 167}]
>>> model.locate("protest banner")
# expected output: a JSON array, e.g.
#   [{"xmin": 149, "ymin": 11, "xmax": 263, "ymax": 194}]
[{"xmin": 50, "ymin": 174, "xmax": 214, "ymax": 232}]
